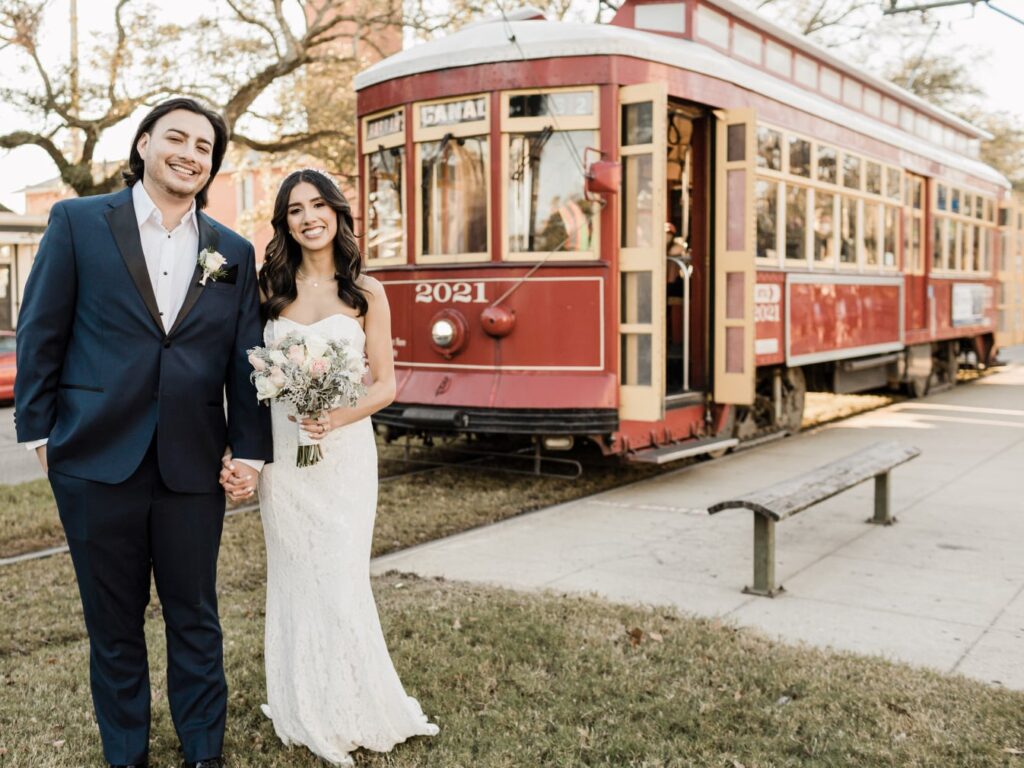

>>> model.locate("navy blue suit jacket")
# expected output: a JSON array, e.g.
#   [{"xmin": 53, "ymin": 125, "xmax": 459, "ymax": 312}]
[{"xmin": 15, "ymin": 186, "xmax": 273, "ymax": 493}]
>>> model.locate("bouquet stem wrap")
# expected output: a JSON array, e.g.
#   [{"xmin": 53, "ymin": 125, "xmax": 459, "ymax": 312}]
[{"xmin": 296, "ymin": 412, "xmax": 324, "ymax": 467}]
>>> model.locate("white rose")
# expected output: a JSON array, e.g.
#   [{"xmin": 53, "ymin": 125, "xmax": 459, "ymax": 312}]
[
  {"xmin": 204, "ymin": 249, "xmax": 227, "ymax": 271},
  {"xmin": 254, "ymin": 375, "xmax": 282, "ymax": 400},
  {"xmin": 269, "ymin": 350, "xmax": 289, "ymax": 366},
  {"xmin": 304, "ymin": 334, "xmax": 329, "ymax": 360}
]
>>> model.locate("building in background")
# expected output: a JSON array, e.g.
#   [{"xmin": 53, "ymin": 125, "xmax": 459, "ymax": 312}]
[{"xmin": 0, "ymin": 205, "xmax": 47, "ymax": 330}]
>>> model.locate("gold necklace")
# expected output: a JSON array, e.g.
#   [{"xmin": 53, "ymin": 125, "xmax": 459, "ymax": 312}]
[{"xmin": 297, "ymin": 270, "xmax": 335, "ymax": 288}]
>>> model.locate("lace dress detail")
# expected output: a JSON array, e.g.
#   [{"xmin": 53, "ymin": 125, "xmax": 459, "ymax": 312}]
[{"xmin": 258, "ymin": 314, "xmax": 439, "ymax": 765}]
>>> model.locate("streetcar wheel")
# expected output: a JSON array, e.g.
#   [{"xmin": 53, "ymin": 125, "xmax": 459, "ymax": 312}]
[
  {"xmin": 904, "ymin": 373, "xmax": 929, "ymax": 399},
  {"xmin": 778, "ymin": 367, "xmax": 806, "ymax": 433}
]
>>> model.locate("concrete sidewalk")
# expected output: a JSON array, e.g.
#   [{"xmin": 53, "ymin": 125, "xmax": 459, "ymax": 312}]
[{"xmin": 373, "ymin": 355, "xmax": 1024, "ymax": 689}]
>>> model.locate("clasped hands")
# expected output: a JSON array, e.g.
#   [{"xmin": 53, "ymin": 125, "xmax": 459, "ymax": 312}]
[
  {"xmin": 219, "ymin": 408, "xmax": 357, "ymax": 501},
  {"xmin": 220, "ymin": 451, "xmax": 260, "ymax": 503}
]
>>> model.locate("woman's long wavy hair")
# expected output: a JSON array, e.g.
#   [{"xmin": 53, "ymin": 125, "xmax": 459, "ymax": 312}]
[{"xmin": 260, "ymin": 170, "xmax": 368, "ymax": 321}]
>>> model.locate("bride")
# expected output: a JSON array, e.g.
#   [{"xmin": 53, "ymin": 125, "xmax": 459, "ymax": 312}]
[{"xmin": 221, "ymin": 168, "xmax": 439, "ymax": 764}]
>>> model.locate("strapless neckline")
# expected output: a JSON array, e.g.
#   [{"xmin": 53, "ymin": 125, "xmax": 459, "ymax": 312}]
[{"xmin": 275, "ymin": 313, "xmax": 365, "ymax": 337}]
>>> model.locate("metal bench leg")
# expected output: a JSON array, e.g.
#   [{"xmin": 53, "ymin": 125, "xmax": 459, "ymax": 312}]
[
  {"xmin": 870, "ymin": 472, "xmax": 896, "ymax": 525},
  {"xmin": 744, "ymin": 514, "xmax": 782, "ymax": 597}
]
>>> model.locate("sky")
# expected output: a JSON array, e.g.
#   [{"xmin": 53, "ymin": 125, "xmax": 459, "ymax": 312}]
[{"xmin": 0, "ymin": 0, "xmax": 1021, "ymax": 213}]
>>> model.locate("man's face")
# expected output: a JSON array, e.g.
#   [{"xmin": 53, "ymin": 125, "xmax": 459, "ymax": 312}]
[{"xmin": 136, "ymin": 109, "xmax": 216, "ymax": 201}]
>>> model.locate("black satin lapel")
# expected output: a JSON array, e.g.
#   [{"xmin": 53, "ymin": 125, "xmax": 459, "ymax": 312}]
[
  {"xmin": 168, "ymin": 214, "xmax": 220, "ymax": 337},
  {"xmin": 105, "ymin": 202, "xmax": 163, "ymax": 332}
]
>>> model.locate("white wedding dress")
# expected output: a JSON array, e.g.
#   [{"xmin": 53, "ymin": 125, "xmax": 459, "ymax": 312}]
[{"xmin": 257, "ymin": 313, "xmax": 439, "ymax": 765}]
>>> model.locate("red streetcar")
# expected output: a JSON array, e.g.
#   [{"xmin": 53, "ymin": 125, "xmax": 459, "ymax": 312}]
[{"xmin": 354, "ymin": 0, "xmax": 1007, "ymax": 462}]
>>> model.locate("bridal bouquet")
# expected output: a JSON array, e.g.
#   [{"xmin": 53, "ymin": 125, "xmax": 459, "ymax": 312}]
[{"xmin": 248, "ymin": 331, "xmax": 367, "ymax": 467}]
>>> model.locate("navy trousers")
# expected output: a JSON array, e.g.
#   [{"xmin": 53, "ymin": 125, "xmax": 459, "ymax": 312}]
[{"xmin": 49, "ymin": 438, "xmax": 227, "ymax": 764}]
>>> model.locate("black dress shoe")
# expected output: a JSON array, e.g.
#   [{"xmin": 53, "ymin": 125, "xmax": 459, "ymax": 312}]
[
  {"xmin": 109, "ymin": 762, "xmax": 147, "ymax": 768},
  {"xmin": 183, "ymin": 759, "xmax": 223, "ymax": 768}
]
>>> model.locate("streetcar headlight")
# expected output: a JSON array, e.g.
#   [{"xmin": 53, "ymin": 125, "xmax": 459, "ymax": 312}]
[{"xmin": 431, "ymin": 318, "xmax": 456, "ymax": 348}]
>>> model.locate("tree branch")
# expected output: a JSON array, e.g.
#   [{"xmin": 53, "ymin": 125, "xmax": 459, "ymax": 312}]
[
  {"xmin": 225, "ymin": 0, "xmax": 281, "ymax": 57},
  {"xmin": 231, "ymin": 129, "xmax": 352, "ymax": 153},
  {"xmin": 0, "ymin": 130, "xmax": 70, "ymax": 174}
]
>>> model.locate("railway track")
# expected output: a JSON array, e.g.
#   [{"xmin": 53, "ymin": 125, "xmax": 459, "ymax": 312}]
[{"xmin": 0, "ymin": 379, "xmax": 990, "ymax": 569}]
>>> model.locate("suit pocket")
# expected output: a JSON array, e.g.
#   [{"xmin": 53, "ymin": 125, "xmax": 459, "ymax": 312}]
[{"xmin": 59, "ymin": 383, "xmax": 104, "ymax": 393}]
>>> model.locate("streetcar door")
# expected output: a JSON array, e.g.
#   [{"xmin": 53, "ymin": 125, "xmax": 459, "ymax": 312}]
[
  {"xmin": 618, "ymin": 83, "xmax": 668, "ymax": 422},
  {"xmin": 712, "ymin": 109, "xmax": 756, "ymax": 406}
]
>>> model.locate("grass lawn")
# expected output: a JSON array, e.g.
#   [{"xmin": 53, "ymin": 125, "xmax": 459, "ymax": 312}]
[
  {"xmin": 0, "ymin": 439, "xmax": 663, "ymax": 560},
  {"xmin": 3, "ymin": 505, "xmax": 1024, "ymax": 767}
]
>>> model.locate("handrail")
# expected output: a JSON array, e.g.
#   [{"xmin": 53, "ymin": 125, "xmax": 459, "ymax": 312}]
[{"xmin": 666, "ymin": 255, "xmax": 693, "ymax": 391}]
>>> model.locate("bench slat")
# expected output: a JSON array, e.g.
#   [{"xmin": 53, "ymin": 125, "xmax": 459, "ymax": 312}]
[{"xmin": 707, "ymin": 441, "xmax": 921, "ymax": 521}]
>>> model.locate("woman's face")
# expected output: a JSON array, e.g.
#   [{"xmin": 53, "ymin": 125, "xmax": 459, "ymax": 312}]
[{"xmin": 286, "ymin": 181, "xmax": 338, "ymax": 253}]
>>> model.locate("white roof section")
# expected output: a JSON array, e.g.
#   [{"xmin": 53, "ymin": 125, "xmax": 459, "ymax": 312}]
[
  {"xmin": 354, "ymin": 20, "xmax": 1005, "ymax": 188},
  {"xmin": 705, "ymin": 0, "xmax": 988, "ymax": 140}
]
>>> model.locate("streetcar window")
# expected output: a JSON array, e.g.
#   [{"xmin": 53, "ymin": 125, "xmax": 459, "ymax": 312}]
[
  {"xmin": 948, "ymin": 220, "xmax": 959, "ymax": 270},
  {"xmin": 785, "ymin": 184, "xmax": 807, "ymax": 262},
  {"xmin": 933, "ymin": 219, "xmax": 945, "ymax": 270},
  {"xmin": 814, "ymin": 191, "xmax": 835, "ymax": 264},
  {"xmin": 883, "ymin": 206, "xmax": 898, "ymax": 267},
  {"xmin": 366, "ymin": 147, "xmax": 405, "ymax": 262},
  {"xmin": 622, "ymin": 103, "xmax": 653, "ymax": 146},
  {"xmin": 865, "ymin": 162, "xmax": 882, "ymax": 195},
  {"xmin": 816, "ymin": 145, "xmax": 837, "ymax": 184},
  {"xmin": 727, "ymin": 124, "xmax": 746, "ymax": 162},
  {"xmin": 839, "ymin": 196, "xmax": 858, "ymax": 264},
  {"xmin": 950, "ymin": 188, "xmax": 961, "ymax": 214},
  {"xmin": 910, "ymin": 177, "xmax": 923, "ymax": 209},
  {"xmin": 842, "ymin": 154, "xmax": 861, "ymax": 190},
  {"xmin": 756, "ymin": 127, "xmax": 782, "ymax": 171},
  {"xmin": 621, "ymin": 272, "xmax": 653, "ymax": 324},
  {"xmin": 937, "ymin": 184, "xmax": 947, "ymax": 211},
  {"xmin": 973, "ymin": 224, "xmax": 984, "ymax": 271},
  {"xmin": 622, "ymin": 154, "xmax": 655, "ymax": 248},
  {"xmin": 966, "ymin": 222, "xmax": 974, "ymax": 274},
  {"xmin": 906, "ymin": 213, "xmax": 922, "ymax": 272},
  {"xmin": 977, "ymin": 195, "xmax": 986, "ymax": 221},
  {"xmin": 886, "ymin": 167, "xmax": 902, "ymax": 201},
  {"xmin": 864, "ymin": 201, "xmax": 880, "ymax": 266},
  {"xmin": 788, "ymin": 137, "xmax": 810, "ymax": 177},
  {"xmin": 755, "ymin": 179, "xmax": 778, "ymax": 261},
  {"xmin": 621, "ymin": 334, "xmax": 653, "ymax": 386},
  {"xmin": 509, "ymin": 91, "xmax": 594, "ymax": 118},
  {"xmin": 507, "ymin": 130, "xmax": 595, "ymax": 255},
  {"xmin": 420, "ymin": 136, "xmax": 489, "ymax": 257},
  {"xmin": 964, "ymin": 194, "xmax": 973, "ymax": 217}
]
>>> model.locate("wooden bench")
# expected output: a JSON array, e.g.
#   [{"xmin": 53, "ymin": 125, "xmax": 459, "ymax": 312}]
[{"xmin": 707, "ymin": 440, "xmax": 921, "ymax": 597}]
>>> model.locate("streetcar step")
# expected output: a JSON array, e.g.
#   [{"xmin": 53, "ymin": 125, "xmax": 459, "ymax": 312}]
[{"xmin": 628, "ymin": 437, "xmax": 739, "ymax": 464}]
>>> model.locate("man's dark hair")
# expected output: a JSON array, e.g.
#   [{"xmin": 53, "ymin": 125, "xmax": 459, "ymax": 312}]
[{"xmin": 122, "ymin": 98, "xmax": 229, "ymax": 210}]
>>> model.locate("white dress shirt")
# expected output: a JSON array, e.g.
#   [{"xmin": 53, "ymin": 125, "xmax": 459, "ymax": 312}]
[
  {"xmin": 25, "ymin": 183, "xmax": 263, "ymax": 473},
  {"xmin": 133, "ymin": 180, "xmax": 199, "ymax": 332}
]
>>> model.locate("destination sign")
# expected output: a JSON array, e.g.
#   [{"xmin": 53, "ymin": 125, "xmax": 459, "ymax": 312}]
[
  {"xmin": 509, "ymin": 91, "xmax": 594, "ymax": 119},
  {"xmin": 420, "ymin": 97, "xmax": 487, "ymax": 128},
  {"xmin": 367, "ymin": 111, "xmax": 403, "ymax": 141}
]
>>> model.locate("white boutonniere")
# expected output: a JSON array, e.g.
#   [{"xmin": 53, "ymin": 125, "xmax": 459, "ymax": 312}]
[{"xmin": 198, "ymin": 247, "xmax": 228, "ymax": 286}]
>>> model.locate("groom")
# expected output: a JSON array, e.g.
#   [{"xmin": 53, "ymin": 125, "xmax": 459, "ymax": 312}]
[{"xmin": 14, "ymin": 98, "xmax": 272, "ymax": 767}]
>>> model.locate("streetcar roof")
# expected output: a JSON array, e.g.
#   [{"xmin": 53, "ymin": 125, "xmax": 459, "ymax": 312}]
[{"xmin": 355, "ymin": 18, "xmax": 1007, "ymax": 189}]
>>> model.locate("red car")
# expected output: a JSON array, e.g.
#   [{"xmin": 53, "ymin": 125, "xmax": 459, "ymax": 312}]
[{"xmin": 0, "ymin": 331, "xmax": 15, "ymax": 403}]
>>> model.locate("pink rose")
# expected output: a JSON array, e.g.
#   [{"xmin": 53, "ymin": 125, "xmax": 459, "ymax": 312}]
[
  {"xmin": 287, "ymin": 345, "xmax": 305, "ymax": 365},
  {"xmin": 248, "ymin": 353, "xmax": 266, "ymax": 371},
  {"xmin": 269, "ymin": 366, "xmax": 287, "ymax": 388},
  {"xmin": 309, "ymin": 357, "xmax": 330, "ymax": 378}
]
